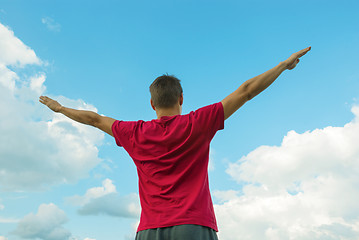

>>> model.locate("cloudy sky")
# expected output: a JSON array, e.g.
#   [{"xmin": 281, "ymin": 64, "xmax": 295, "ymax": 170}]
[{"xmin": 0, "ymin": 1, "xmax": 358, "ymax": 240}]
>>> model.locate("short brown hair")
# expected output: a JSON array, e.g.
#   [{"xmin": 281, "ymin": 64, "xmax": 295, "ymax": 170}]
[{"xmin": 149, "ymin": 74, "xmax": 183, "ymax": 109}]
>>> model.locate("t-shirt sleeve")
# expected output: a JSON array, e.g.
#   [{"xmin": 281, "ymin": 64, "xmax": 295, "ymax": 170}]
[
  {"xmin": 111, "ymin": 120, "xmax": 137, "ymax": 147},
  {"xmin": 193, "ymin": 102, "xmax": 224, "ymax": 139}
]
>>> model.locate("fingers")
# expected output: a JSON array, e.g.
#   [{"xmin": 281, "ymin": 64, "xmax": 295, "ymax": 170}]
[
  {"xmin": 40, "ymin": 96, "xmax": 50, "ymax": 100},
  {"xmin": 39, "ymin": 96, "xmax": 45, "ymax": 104},
  {"xmin": 39, "ymin": 96, "xmax": 48, "ymax": 104},
  {"xmin": 303, "ymin": 46, "xmax": 311, "ymax": 52},
  {"xmin": 39, "ymin": 96, "xmax": 53, "ymax": 105},
  {"xmin": 296, "ymin": 46, "xmax": 311, "ymax": 58}
]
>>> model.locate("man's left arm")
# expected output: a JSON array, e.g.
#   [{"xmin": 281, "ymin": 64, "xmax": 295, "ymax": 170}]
[
  {"xmin": 39, "ymin": 96, "xmax": 115, "ymax": 136},
  {"xmin": 221, "ymin": 47, "xmax": 311, "ymax": 120}
]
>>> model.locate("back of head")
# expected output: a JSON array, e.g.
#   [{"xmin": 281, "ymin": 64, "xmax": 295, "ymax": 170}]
[{"xmin": 150, "ymin": 74, "xmax": 183, "ymax": 109}]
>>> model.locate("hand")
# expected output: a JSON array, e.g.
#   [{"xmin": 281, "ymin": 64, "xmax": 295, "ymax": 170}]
[
  {"xmin": 39, "ymin": 96, "xmax": 62, "ymax": 112},
  {"xmin": 284, "ymin": 46, "xmax": 311, "ymax": 70}
]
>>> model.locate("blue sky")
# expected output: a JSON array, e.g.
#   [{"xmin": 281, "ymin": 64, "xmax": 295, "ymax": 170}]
[{"xmin": 0, "ymin": 0, "xmax": 358, "ymax": 240}]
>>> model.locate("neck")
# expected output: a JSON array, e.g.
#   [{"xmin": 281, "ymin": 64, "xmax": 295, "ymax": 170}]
[{"xmin": 155, "ymin": 106, "xmax": 182, "ymax": 119}]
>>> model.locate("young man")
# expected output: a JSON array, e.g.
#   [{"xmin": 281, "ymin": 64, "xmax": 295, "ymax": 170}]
[{"xmin": 40, "ymin": 47, "xmax": 311, "ymax": 240}]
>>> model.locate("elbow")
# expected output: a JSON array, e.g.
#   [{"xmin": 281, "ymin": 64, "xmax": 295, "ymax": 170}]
[
  {"xmin": 244, "ymin": 85, "xmax": 260, "ymax": 101},
  {"xmin": 243, "ymin": 88, "xmax": 255, "ymax": 101},
  {"xmin": 89, "ymin": 112, "xmax": 101, "ymax": 127},
  {"xmin": 241, "ymin": 82, "xmax": 254, "ymax": 101},
  {"xmin": 246, "ymin": 91, "xmax": 254, "ymax": 101}
]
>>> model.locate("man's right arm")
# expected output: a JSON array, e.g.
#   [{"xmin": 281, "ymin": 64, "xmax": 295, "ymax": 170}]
[
  {"xmin": 221, "ymin": 47, "xmax": 311, "ymax": 120},
  {"xmin": 39, "ymin": 96, "xmax": 116, "ymax": 136}
]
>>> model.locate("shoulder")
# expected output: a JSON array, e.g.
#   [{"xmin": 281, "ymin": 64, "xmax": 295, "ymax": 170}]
[
  {"xmin": 190, "ymin": 102, "xmax": 224, "ymax": 135},
  {"xmin": 112, "ymin": 119, "xmax": 144, "ymax": 129},
  {"xmin": 112, "ymin": 119, "xmax": 145, "ymax": 135},
  {"xmin": 192, "ymin": 102, "xmax": 224, "ymax": 118},
  {"xmin": 111, "ymin": 120, "xmax": 146, "ymax": 147}
]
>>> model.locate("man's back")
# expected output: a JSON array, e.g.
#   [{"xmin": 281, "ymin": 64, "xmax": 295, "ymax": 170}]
[{"xmin": 112, "ymin": 102, "xmax": 224, "ymax": 232}]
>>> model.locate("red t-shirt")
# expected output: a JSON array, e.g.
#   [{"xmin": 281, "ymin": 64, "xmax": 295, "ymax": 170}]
[{"xmin": 112, "ymin": 102, "xmax": 224, "ymax": 232}]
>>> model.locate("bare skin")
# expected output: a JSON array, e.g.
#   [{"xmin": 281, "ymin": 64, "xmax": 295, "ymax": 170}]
[
  {"xmin": 150, "ymin": 94, "xmax": 184, "ymax": 119},
  {"xmin": 40, "ymin": 47, "xmax": 311, "ymax": 134},
  {"xmin": 39, "ymin": 96, "xmax": 115, "ymax": 136},
  {"xmin": 221, "ymin": 46, "xmax": 311, "ymax": 119}
]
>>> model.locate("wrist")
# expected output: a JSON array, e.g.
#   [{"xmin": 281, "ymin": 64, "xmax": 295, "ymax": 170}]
[
  {"xmin": 57, "ymin": 105, "xmax": 65, "ymax": 113},
  {"xmin": 278, "ymin": 61, "xmax": 288, "ymax": 72}
]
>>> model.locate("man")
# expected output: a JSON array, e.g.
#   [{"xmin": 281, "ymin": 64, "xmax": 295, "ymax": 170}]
[{"xmin": 40, "ymin": 47, "xmax": 311, "ymax": 240}]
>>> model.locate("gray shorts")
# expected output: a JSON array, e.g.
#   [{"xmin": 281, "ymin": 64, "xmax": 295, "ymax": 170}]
[{"xmin": 135, "ymin": 224, "xmax": 219, "ymax": 240}]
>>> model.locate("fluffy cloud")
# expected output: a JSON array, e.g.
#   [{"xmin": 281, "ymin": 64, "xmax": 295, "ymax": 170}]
[
  {"xmin": 0, "ymin": 237, "xmax": 8, "ymax": 240},
  {"xmin": 0, "ymin": 23, "xmax": 40, "ymax": 66},
  {"xmin": 13, "ymin": 203, "xmax": 71, "ymax": 240},
  {"xmin": 0, "ymin": 22, "xmax": 104, "ymax": 191},
  {"xmin": 68, "ymin": 178, "xmax": 117, "ymax": 206},
  {"xmin": 67, "ymin": 179, "xmax": 140, "ymax": 218},
  {"xmin": 214, "ymin": 106, "xmax": 359, "ymax": 240},
  {"xmin": 0, "ymin": 63, "xmax": 17, "ymax": 91}
]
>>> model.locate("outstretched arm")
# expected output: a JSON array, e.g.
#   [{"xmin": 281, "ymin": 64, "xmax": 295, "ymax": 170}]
[
  {"xmin": 39, "ymin": 96, "xmax": 115, "ymax": 136},
  {"xmin": 221, "ymin": 47, "xmax": 311, "ymax": 120}
]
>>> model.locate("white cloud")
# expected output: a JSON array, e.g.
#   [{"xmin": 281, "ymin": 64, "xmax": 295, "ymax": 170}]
[
  {"xmin": 13, "ymin": 203, "xmax": 71, "ymax": 240},
  {"xmin": 0, "ymin": 22, "xmax": 104, "ymax": 191},
  {"xmin": 67, "ymin": 179, "xmax": 140, "ymax": 219},
  {"xmin": 77, "ymin": 192, "xmax": 139, "ymax": 218},
  {"xmin": 68, "ymin": 179, "xmax": 117, "ymax": 206},
  {"xmin": 41, "ymin": 17, "xmax": 61, "ymax": 32},
  {"xmin": 0, "ymin": 23, "xmax": 40, "ymax": 66},
  {"xmin": 215, "ymin": 105, "xmax": 359, "ymax": 240},
  {"xmin": 30, "ymin": 73, "xmax": 46, "ymax": 95},
  {"xmin": 0, "ymin": 64, "xmax": 17, "ymax": 91},
  {"xmin": 213, "ymin": 190, "xmax": 240, "ymax": 204},
  {"xmin": 0, "ymin": 237, "xmax": 8, "ymax": 240},
  {"xmin": 0, "ymin": 86, "xmax": 104, "ymax": 191}
]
